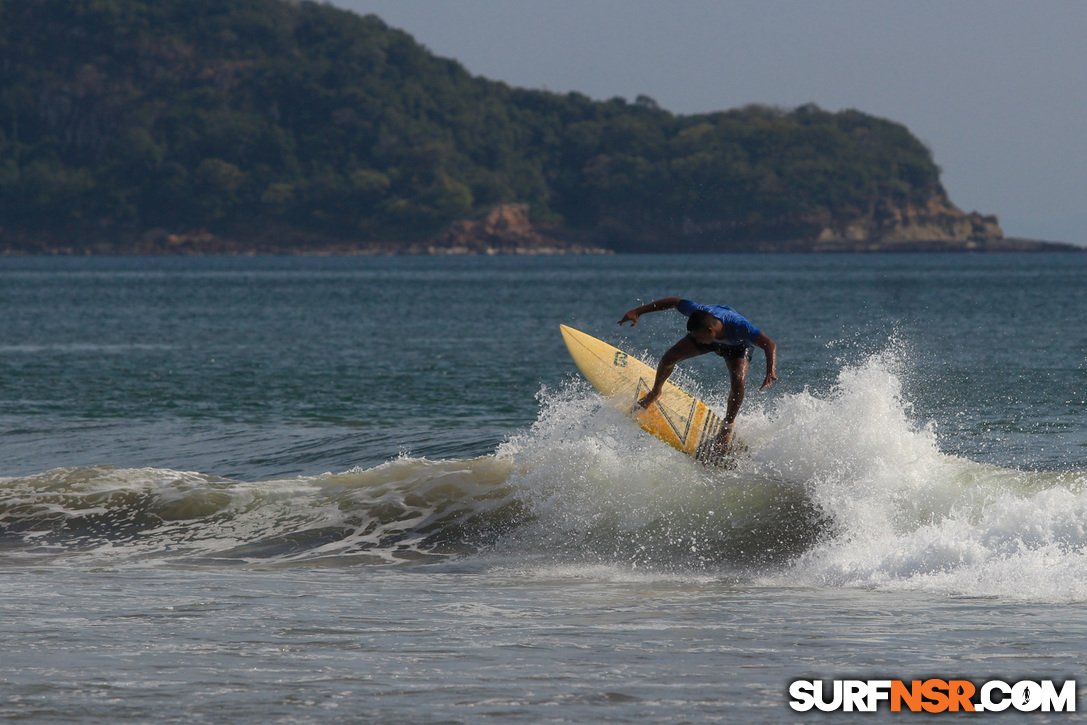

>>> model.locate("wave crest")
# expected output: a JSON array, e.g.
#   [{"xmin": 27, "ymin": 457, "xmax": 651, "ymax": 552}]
[{"xmin": 3, "ymin": 347, "xmax": 1086, "ymax": 601}]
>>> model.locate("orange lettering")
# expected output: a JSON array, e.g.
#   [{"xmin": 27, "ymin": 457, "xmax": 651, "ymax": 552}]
[
  {"xmin": 921, "ymin": 679, "xmax": 950, "ymax": 713},
  {"xmin": 891, "ymin": 680, "xmax": 923, "ymax": 712},
  {"xmin": 948, "ymin": 680, "xmax": 976, "ymax": 712}
]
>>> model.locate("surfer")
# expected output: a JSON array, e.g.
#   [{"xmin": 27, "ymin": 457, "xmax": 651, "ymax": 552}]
[{"xmin": 619, "ymin": 297, "xmax": 776, "ymax": 448}]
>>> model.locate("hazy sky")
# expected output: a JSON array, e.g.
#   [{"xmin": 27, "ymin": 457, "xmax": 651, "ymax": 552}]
[{"xmin": 332, "ymin": 0, "xmax": 1086, "ymax": 245}]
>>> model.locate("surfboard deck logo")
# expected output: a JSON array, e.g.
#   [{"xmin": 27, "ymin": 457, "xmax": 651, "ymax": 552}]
[{"xmin": 559, "ymin": 324, "xmax": 742, "ymax": 467}]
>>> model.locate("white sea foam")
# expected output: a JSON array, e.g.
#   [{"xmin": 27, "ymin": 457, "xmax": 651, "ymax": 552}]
[
  {"xmin": 3, "ymin": 345, "xmax": 1084, "ymax": 602},
  {"xmin": 731, "ymin": 348, "xmax": 1087, "ymax": 602},
  {"xmin": 497, "ymin": 346, "xmax": 1087, "ymax": 602}
]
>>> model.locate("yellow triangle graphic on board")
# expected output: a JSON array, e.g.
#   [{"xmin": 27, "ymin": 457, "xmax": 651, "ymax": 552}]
[{"xmin": 636, "ymin": 378, "xmax": 696, "ymax": 445}]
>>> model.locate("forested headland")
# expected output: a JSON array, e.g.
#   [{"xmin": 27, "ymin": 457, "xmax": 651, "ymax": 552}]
[{"xmin": 0, "ymin": 0, "xmax": 1072, "ymax": 254}]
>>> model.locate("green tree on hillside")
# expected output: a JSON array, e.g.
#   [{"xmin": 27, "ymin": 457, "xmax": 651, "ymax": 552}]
[{"xmin": 0, "ymin": 0, "xmax": 948, "ymax": 250}]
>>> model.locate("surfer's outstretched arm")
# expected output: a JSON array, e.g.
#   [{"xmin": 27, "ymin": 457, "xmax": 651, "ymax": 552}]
[
  {"xmin": 753, "ymin": 333, "xmax": 777, "ymax": 390},
  {"xmin": 638, "ymin": 336, "xmax": 706, "ymax": 408},
  {"xmin": 619, "ymin": 297, "xmax": 683, "ymax": 326}
]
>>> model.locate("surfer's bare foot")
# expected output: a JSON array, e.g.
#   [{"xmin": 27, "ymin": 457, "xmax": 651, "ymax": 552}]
[{"xmin": 637, "ymin": 389, "xmax": 661, "ymax": 409}]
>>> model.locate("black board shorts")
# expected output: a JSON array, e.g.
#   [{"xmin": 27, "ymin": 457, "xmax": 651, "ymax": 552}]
[{"xmin": 687, "ymin": 334, "xmax": 754, "ymax": 361}]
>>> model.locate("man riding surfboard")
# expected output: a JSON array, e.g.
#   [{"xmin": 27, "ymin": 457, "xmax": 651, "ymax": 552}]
[{"xmin": 619, "ymin": 297, "xmax": 777, "ymax": 450}]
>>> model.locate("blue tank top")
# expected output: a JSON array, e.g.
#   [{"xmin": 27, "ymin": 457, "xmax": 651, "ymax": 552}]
[{"xmin": 676, "ymin": 299, "xmax": 761, "ymax": 347}]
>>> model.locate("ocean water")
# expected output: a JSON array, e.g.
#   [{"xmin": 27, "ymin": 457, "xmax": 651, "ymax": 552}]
[{"xmin": 1, "ymin": 253, "xmax": 1085, "ymax": 723}]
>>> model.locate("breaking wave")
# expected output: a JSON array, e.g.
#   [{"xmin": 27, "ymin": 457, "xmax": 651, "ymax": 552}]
[{"xmin": 2, "ymin": 347, "xmax": 1085, "ymax": 602}]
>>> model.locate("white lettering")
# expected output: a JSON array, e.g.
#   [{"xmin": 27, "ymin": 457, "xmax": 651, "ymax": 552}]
[
  {"xmin": 867, "ymin": 680, "xmax": 892, "ymax": 710},
  {"xmin": 813, "ymin": 680, "xmax": 842, "ymax": 712},
  {"xmin": 1013, "ymin": 680, "xmax": 1043, "ymax": 712},
  {"xmin": 1040, "ymin": 680, "xmax": 1077, "ymax": 712},
  {"xmin": 788, "ymin": 680, "xmax": 815, "ymax": 712},
  {"xmin": 843, "ymin": 680, "xmax": 868, "ymax": 712},
  {"xmin": 981, "ymin": 680, "xmax": 1012, "ymax": 712}
]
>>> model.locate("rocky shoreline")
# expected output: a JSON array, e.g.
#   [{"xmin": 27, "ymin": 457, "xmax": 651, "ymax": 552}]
[{"xmin": 0, "ymin": 204, "xmax": 1081, "ymax": 256}]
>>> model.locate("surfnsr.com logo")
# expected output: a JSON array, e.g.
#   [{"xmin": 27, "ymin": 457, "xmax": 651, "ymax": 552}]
[{"xmin": 789, "ymin": 679, "xmax": 1076, "ymax": 713}]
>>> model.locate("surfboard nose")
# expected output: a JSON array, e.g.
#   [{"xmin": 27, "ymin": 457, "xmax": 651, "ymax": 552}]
[{"xmin": 559, "ymin": 324, "xmax": 587, "ymax": 355}]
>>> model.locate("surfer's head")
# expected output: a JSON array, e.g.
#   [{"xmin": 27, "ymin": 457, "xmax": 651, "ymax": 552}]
[{"xmin": 686, "ymin": 311, "xmax": 722, "ymax": 344}]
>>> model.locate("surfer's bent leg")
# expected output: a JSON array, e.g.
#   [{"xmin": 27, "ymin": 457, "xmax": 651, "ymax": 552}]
[
  {"xmin": 719, "ymin": 347, "xmax": 752, "ymax": 448},
  {"xmin": 640, "ymin": 337, "xmax": 707, "ymax": 408}
]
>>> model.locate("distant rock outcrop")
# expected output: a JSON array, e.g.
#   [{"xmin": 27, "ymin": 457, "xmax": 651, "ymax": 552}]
[
  {"xmin": 815, "ymin": 193, "xmax": 1004, "ymax": 248},
  {"xmin": 414, "ymin": 204, "xmax": 608, "ymax": 255}
]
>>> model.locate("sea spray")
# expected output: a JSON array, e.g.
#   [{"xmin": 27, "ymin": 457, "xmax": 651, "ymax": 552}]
[
  {"xmin": 496, "ymin": 378, "xmax": 826, "ymax": 571},
  {"xmin": 739, "ymin": 344, "xmax": 942, "ymax": 541},
  {"xmin": 3, "ymin": 346, "xmax": 1085, "ymax": 601},
  {"xmin": 741, "ymin": 349, "xmax": 1087, "ymax": 601},
  {"xmin": 501, "ymin": 345, "xmax": 1087, "ymax": 601}
]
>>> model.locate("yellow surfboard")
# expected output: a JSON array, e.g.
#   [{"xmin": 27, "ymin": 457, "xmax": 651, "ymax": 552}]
[{"xmin": 560, "ymin": 324, "xmax": 739, "ymax": 466}]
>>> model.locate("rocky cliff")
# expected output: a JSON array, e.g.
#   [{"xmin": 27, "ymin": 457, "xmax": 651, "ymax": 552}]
[
  {"xmin": 815, "ymin": 193, "xmax": 1004, "ymax": 248},
  {"xmin": 413, "ymin": 204, "xmax": 608, "ymax": 255}
]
